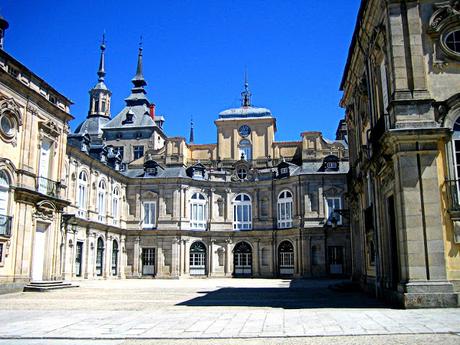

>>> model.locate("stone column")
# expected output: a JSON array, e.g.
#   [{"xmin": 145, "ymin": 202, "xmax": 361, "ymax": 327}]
[
  {"xmin": 225, "ymin": 238, "xmax": 233, "ymax": 277},
  {"xmin": 133, "ymin": 236, "xmax": 140, "ymax": 277},
  {"xmin": 392, "ymin": 137, "xmax": 456, "ymax": 307},
  {"xmin": 119, "ymin": 235, "xmax": 126, "ymax": 279},
  {"xmin": 171, "ymin": 237, "xmax": 180, "ymax": 278},
  {"xmin": 104, "ymin": 234, "xmax": 112, "ymax": 278}
]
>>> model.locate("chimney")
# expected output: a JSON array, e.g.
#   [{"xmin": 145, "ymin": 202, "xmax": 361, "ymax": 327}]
[{"xmin": 149, "ymin": 104, "xmax": 156, "ymax": 121}]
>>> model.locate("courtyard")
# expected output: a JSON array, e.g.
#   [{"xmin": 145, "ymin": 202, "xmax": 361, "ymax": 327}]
[{"xmin": 0, "ymin": 279, "xmax": 459, "ymax": 344}]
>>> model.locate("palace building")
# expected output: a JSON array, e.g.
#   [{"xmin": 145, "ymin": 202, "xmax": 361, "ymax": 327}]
[
  {"xmin": 0, "ymin": 15, "xmax": 350, "ymax": 290},
  {"xmin": 341, "ymin": 0, "xmax": 460, "ymax": 307}
]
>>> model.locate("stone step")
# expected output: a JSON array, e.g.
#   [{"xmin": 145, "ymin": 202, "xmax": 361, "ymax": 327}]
[
  {"xmin": 23, "ymin": 281, "xmax": 79, "ymax": 292},
  {"xmin": 29, "ymin": 280, "xmax": 64, "ymax": 286}
]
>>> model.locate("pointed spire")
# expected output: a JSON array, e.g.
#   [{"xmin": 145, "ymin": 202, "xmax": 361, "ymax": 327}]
[
  {"xmin": 241, "ymin": 70, "xmax": 251, "ymax": 107},
  {"xmin": 189, "ymin": 116, "xmax": 195, "ymax": 144},
  {"xmin": 132, "ymin": 36, "xmax": 147, "ymax": 89},
  {"xmin": 97, "ymin": 33, "xmax": 106, "ymax": 82}
]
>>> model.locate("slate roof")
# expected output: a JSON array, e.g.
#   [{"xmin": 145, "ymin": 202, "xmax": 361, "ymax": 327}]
[{"xmin": 75, "ymin": 116, "xmax": 110, "ymax": 136}]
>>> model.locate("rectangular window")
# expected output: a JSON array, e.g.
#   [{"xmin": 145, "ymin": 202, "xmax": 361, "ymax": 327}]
[
  {"xmin": 143, "ymin": 201, "xmax": 156, "ymax": 228},
  {"xmin": 326, "ymin": 197, "xmax": 342, "ymax": 225},
  {"xmin": 134, "ymin": 146, "xmax": 144, "ymax": 160},
  {"xmin": 380, "ymin": 60, "xmax": 389, "ymax": 113}
]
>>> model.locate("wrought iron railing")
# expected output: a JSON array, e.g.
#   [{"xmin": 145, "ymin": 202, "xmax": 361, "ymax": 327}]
[
  {"xmin": 36, "ymin": 176, "xmax": 60, "ymax": 198},
  {"xmin": 445, "ymin": 179, "xmax": 460, "ymax": 212},
  {"xmin": 0, "ymin": 214, "xmax": 12, "ymax": 237}
]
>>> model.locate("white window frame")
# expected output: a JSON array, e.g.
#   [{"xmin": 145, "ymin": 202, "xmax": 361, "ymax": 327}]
[
  {"xmin": 97, "ymin": 180, "xmax": 106, "ymax": 222},
  {"xmin": 142, "ymin": 201, "xmax": 157, "ymax": 229},
  {"xmin": 77, "ymin": 171, "xmax": 88, "ymax": 217},
  {"xmin": 189, "ymin": 192, "xmax": 207, "ymax": 230},
  {"xmin": 277, "ymin": 190, "xmax": 293, "ymax": 229},
  {"xmin": 326, "ymin": 196, "xmax": 342, "ymax": 225},
  {"xmin": 112, "ymin": 187, "xmax": 120, "ymax": 225},
  {"xmin": 233, "ymin": 193, "xmax": 252, "ymax": 230}
]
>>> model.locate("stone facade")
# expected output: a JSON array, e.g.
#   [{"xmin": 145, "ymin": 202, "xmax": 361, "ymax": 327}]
[{"xmin": 341, "ymin": 0, "xmax": 460, "ymax": 307}]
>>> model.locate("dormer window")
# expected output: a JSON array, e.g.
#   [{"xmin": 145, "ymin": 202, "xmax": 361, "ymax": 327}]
[
  {"xmin": 123, "ymin": 110, "xmax": 134, "ymax": 125},
  {"xmin": 144, "ymin": 159, "xmax": 159, "ymax": 177},
  {"xmin": 186, "ymin": 163, "xmax": 206, "ymax": 179},
  {"xmin": 322, "ymin": 155, "xmax": 340, "ymax": 172},
  {"xmin": 280, "ymin": 167, "xmax": 289, "ymax": 174}
]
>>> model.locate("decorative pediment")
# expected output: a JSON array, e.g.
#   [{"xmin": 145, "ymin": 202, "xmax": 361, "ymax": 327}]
[
  {"xmin": 0, "ymin": 98, "xmax": 23, "ymax": 126},
  {"xmin": 39, "ymin": 120, "xmax": 60, "ymax": 138},
  {"xmin": 34, "ymin": 200, "xmax": 57, "ymax": 221},
  {"xmin": 428, "ymin": 1, "xmax": 460, "ymax": 67}
]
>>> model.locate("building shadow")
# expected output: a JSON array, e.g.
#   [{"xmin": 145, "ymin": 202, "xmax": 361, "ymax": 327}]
[{"xmin": 176, "ymin": 279, "xmax": 388, "ymax": 309}]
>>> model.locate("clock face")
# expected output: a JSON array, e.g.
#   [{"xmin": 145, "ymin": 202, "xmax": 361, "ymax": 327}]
[{"xmin": 238, "ymin": 125, "xmax": 251, "ymax": 137}]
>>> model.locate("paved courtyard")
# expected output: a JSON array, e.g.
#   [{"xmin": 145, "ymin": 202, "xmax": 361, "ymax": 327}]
[{"xmin": 0, "ymin": 279, "xmax": 459, "ymax": 344}]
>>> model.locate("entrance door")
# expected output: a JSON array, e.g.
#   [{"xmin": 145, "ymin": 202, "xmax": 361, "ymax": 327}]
[
  {"xmin": 189, "ymin": 242, "xmax": 206, "ymax": 276},
  {"xmin": 278, "ymin": 241, "xmax": 294, "ymax": 276},
  {"xmin": 328, "ymin": 246, "xmax": 344, "ymax": 274},
  {"xmin": 233, "ymin": 242, "xmax": 252, "ymax": 277},
  {"xmin": 75, "ymin": 242, "xmax": 83, "ymax": 277},
  {"xmin": 32, "ymin": 223, "xmax": 47, "ymax": 281},
  {"xmin": 142, "ymin": 248, "xmax": 155, "ymax": 276}
]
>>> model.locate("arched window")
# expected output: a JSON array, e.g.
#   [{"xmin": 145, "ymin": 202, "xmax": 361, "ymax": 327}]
[
  {"xmin": 96, "ymin": 237, "xmax": 104, "ymax": 276},
  {"xmin": 233, "ymin": 241, "xmax": 252, "ymax": 276},
  {"xmin": 189, "ymin": 241, "xmax": 206, "ymax": 276},
  {"xmin": 190, "ymin": 192, "xmax": 207, "ymax": 230},
  {"xmin": 112, "ymin": 187, "xmax": 119, "ymax": 225},
  {"xmin": 77, "ymin": 171, "xmax": 88, "ymax": 217},
  {"xmin": 277, "ymin": 190, "xmax": 293, "ymax": 229},
  {"xmin": 97, "ymin": 180, "xmax": 106, "ymax": 222},
  {"xmin": 278, "ymin": 241, "xmax": 294, "ymax": 276},
  {"xmin": 239, "ymin": 139, "xmax": 252, "ymax": 161},
  {"xmin": 112, "ymin": 240, "xmax": 119, "ymax": 276},
  {"xmin": 233, "ymin": 194, "xmax": 252, "ymax": 230},
  {"xmin": 0, "ymin": 171, "xmax": 11, "ymax": 237}
]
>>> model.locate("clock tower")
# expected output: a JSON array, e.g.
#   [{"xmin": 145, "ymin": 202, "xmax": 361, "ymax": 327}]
[{"xmin": 215, "ymin": 79, "xmax": 276, "ymax": 162}]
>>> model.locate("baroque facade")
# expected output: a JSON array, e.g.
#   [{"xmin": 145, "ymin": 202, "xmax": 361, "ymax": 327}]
[
  {"xmin": 341, "ymin": 0, "xmax": 460, "ymax": 307},
  {"xmin": 0, "ymin": 17, "xmax": 351, "ymax": 290}
]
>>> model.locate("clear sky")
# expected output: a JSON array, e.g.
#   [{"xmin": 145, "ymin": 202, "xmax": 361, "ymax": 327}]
[{"xmin": 2, "ymin": 0, "xmax": 360, "ymax": 143}]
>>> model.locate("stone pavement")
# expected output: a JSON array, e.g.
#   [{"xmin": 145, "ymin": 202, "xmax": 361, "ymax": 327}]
[{"xmin": 0, "ymin": 279, "xmax": 459, "ymax": 344}]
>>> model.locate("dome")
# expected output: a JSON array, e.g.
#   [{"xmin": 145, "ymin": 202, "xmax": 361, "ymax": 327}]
[{"xmin": 218, "ymin": 106, "xmax": 272, "ymax": 119}]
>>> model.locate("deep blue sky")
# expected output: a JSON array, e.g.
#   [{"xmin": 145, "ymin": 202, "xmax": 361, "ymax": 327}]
[{"xmin": 2, "ymin": 0, "xmax": 359, "ymax": 143}]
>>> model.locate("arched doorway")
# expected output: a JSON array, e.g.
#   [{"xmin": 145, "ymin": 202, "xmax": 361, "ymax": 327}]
[
  {"xmin": 96, "ymin": 237, "xmax": 104, "ymax": 276},
  {"xmin": 233, "ymin": 241, "xmax": 252, "ymax": 277},
  {"xmin": 189, "ymin": 241, "xmax": 206, "ymax": 276},
  {"xmin": 111, "ymin": 240, "xmax": 119, "ymax": 276},
  {"xmin": 278, "ymin": 241, "xmax": 294, "ymax": 276}
]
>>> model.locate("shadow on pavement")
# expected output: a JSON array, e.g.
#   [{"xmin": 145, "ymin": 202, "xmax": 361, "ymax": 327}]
[{"xmin": 176, "ymin": 279, "xmax": 388, "ymax": 309}]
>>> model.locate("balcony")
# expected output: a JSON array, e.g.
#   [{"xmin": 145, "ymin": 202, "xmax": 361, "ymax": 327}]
[
  {"xmin": 36, "ymin": 176, "xmax": 60, "ymax": 198},
  {"xmin": 0, "ymin": 214, "xmax": 12, "ymax": 237},
  {"xmin": 445, "ymin": 179, "xmax": 460, "ymax": 212}
]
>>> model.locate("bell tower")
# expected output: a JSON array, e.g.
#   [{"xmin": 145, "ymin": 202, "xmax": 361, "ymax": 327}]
[{"xmin": 88, "ymin": 34, "xmax": 111, "ymax": 118}]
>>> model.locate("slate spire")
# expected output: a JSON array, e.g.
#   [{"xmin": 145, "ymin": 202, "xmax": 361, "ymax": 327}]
[
  {"xmin": 241, "ymin": 71, "xmax": 251, "ymax": 107},
  {"xmin": 189, "ymin": 117, "xmax": 194, "ymax": 144},
  {"xmin": 131, "ymin": 37, "xmax": 147, "ymax": 90},
  {"xmin": 97, "ymin": 33, "xmax": 106, "ymax": 82}
]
